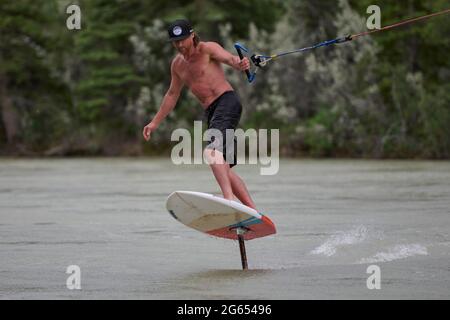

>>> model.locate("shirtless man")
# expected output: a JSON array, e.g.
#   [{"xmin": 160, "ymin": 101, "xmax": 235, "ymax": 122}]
[{"xmin": 142, "ymin": 19, "xmax": 257, "ymax": 210}]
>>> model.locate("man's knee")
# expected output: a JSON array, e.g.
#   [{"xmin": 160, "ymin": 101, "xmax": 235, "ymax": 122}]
[
  {"xmin": 203, "ymin": 148, "xmax": 225, "ymax": 165},
  {"xmin": 203, "ymin": 148, "xmax": 214, "ymax": 162}
]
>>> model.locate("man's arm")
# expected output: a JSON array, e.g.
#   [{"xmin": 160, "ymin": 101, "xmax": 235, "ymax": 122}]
[
  {"xmin": 202, "ymin": 42, "xmax": 250, "ymax": 71},
  {"xmin": 143, "ymin": 59, "xmax": 183, "ymax": 141}
]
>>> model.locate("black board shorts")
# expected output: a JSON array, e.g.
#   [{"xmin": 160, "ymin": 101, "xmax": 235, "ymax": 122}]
[{"xmin": 204, "ymin": 91, "xmax": 242, "ymax": 168}]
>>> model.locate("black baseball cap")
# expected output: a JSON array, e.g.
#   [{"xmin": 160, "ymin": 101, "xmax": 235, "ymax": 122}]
[{"xmin": 167, "ymin": 19, "xmax": 194, "ymax": 41}]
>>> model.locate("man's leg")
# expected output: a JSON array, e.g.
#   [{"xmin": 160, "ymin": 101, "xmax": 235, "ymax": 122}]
[
  {"xmin": 205, "ymin": 149, "xmax": 257, "ymax": 211},
  {"xmin": 228, "ymin": 169, "xmax": 257, "ymax": 211},
  {"xmin": 207, "ymin": 154, "xmax": 257, "ymax": 211},
  {"xmin": 204, "ymin": 149, "xmax": 234, "ymax": 200}
]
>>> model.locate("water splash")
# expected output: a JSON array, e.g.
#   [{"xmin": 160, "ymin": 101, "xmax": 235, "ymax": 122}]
[
  {"xmin": 310, "ymin": 225, "xmax": 368, "ymax": 257},
  {"xmin": 358, "ymin": 244, "xmax": 428, "ymax": 264}
]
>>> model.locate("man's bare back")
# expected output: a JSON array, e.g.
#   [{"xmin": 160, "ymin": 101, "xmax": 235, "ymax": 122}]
[{"xmin": 172, "ymin": 42, "xmax": 237, "ymax": 108}]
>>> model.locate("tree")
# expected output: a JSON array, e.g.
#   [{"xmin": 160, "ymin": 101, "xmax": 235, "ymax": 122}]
[
  {"xmin": 348, "ymin": 0, "xmax": 450, "ymax": 157},
  {"xmin": 0, "ymin": 0, "xmax": 69, "ymax": 153}
]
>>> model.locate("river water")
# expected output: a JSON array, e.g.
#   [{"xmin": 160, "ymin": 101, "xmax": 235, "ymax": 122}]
[{"xmin": 0, "ymin": 158, "xmax": 449, "ymax": 299}]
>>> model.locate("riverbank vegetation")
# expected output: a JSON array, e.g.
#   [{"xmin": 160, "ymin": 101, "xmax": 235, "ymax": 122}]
[{"xmin": 1, "ymin": 0, "xmax": 449, "ymax": 158}]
